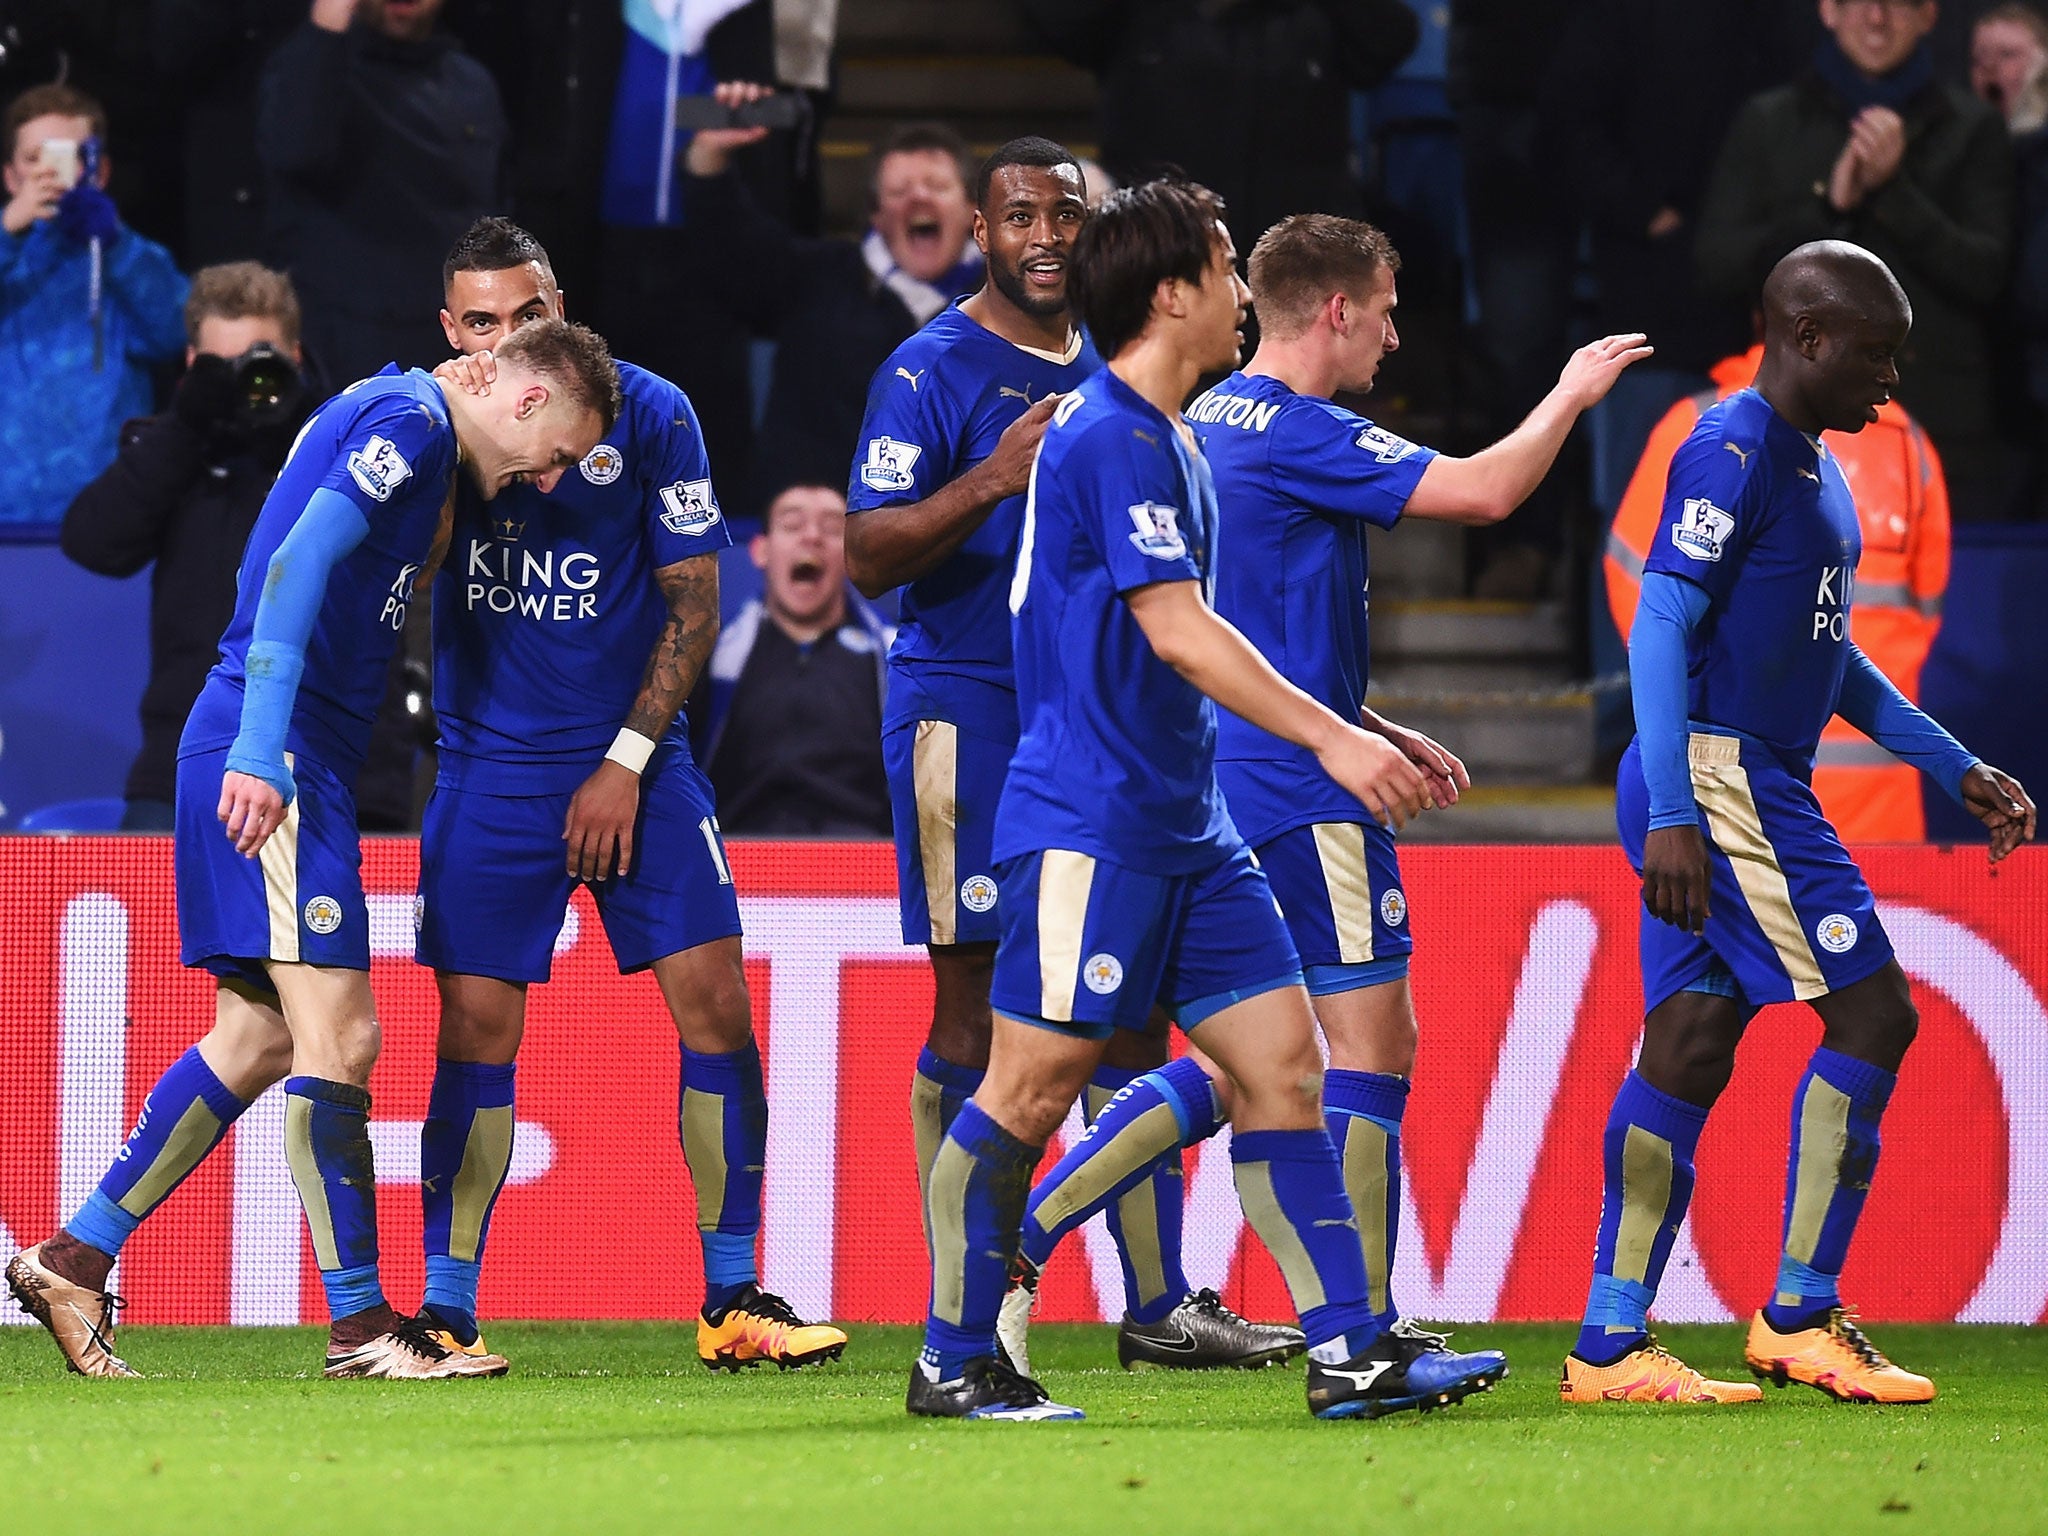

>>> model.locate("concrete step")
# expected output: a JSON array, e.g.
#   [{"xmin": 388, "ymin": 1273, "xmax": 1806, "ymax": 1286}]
[
  {"xmin": 1370, "ymin": 599, "xmax": 1572, "ymax": 662},
  {"xmin": 1364, "ymin": 521, "xmax": 1463, "ymax": 602},
  {"xmin": 1399, "ymin": 785, "xmax": 1619, "ymax": 844},
  {"xmin": 836, "ymin": 55, "xmax": 1098, "ymax": 118},
  {"xmin": 837, "ymin": 0, "xmax": 1040, "ymax": 54},
  {"xmin": 1371, "ymin": 658, "xmax": 1569, "ymax": 692},
  {"xmin": 1366, "ymin": 685, "xmax": 1594, "ymax": 785}
]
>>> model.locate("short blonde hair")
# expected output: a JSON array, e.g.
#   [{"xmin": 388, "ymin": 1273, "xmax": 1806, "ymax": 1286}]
[{"xmin": 184, "ymin": 262, "xmax": 302, "ymax": 350}]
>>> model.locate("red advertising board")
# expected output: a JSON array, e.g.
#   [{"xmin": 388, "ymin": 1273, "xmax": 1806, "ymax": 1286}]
[{"xmin": 1, "ymin": 838, "xmax": 2042, "ymax": 1329}]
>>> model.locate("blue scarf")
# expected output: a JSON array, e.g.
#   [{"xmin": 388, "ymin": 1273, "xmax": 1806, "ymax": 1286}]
[{"xmin": 1812, "ymin": 35, "xmax": 1935, "ymax": 114}]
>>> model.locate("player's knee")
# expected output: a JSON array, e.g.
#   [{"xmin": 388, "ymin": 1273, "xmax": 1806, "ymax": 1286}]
[
  {"xmin": 676, "ymin": 972, "xmax": 753, "ymax": 1053},
  {"xmin": 320, "ymin": 1015, "xmax": 382, "ymax": 1085},
  {"xmin": 1233, "ymin": 1039, "xmax": 1325, "ymax": 1121},
  {"xmin": 437, "ymin": 1000, "xmax": 523, "ymax": 1063},
  {"xmin": 249, "ymin": 1026, "xmax": 295, "ymax": 1088},
  {"xmin": 1101, "ymin": 1022, "xmax": 1169, "ymax": 1072},
  {"xmin": 1860, "ymin": 979, "xmax": 1920, "ymax": 1066},
  {"xmin": 1640, "ymin": 1026, "xmax": 1738, "ymax": 1106}
]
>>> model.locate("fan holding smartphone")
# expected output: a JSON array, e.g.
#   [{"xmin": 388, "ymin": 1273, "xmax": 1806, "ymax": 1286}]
[{"xmin": 0, "ymin": 82, "xmax": 189, "ymax": 531}]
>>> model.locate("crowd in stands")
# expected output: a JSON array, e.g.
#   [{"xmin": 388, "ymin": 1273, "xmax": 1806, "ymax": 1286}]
[{"xmin": 4, "ymin": 0, "xmax": 2046, "ymax": 835}]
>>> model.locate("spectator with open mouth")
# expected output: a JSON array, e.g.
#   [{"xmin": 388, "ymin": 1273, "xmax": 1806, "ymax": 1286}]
[
  {"xmin": 692, "ymin": 481, "xmax": 894, "ymax": 837},
  {"xmin": 682, "ymin": 80, "xmax": 981, "ymax": 520}
]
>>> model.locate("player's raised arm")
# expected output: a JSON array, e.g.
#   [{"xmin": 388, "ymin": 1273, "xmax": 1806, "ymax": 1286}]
[
  {"xmin": 1125, "ymin": 579, "xmax": 1428, "ymax": 828},
  {"xmin": 1404, "ymin": 333, "xmax": 1653, "ymax": 525},
  {"xmin": 218, "ymin": 484, "xmax": 371, "ymax": 854}
]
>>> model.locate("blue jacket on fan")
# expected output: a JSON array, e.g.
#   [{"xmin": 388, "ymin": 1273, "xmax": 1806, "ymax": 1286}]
[{"xmin": 0, "ymin": 215, "xmax": 187, "ymax": 532}]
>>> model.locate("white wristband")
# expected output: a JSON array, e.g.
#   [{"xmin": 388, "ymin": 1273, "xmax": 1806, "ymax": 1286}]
[{"xmin": 605, "ymin": 727, "xmax": 657, "ymax": 775}]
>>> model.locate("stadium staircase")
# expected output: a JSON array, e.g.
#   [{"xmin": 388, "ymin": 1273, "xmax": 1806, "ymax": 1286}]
[{"xmin": 822, "ymin": 0, "xmax": 1614, "ymax": 842}]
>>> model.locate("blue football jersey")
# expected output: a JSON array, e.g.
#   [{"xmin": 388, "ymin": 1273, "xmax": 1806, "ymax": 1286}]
[
  {"xmin": 995, "ymin": 367, "xmax": 1238, "ymax": 876},
  {"xmin": 433, "ymin": 362, "xmax": 732, "ymax": 793},
  {"xmin": 1645, "ymin": 387, "xmax": 1863, "ymax": 769},
  {"xmin": 182, "ymin": 366, "xmax": 457, "ymax": 776},
  {"xmin": 846, "ymin": 303, "xmax": 1099, "ymax": 737},
  {"xmin": 1191, "ymin": 371, "xmax": 1437, "ymax": 846}
]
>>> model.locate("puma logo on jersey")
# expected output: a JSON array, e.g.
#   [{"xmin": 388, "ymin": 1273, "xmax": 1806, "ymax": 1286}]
[
  {"xmin": 1723, "ymin": 441, "xmax": 1754, "ymax": 468},
  {"xmin": 896, "ymin": 367, "xmax": 925, "ymax": 391},
  {"xmin": 999, "ymin": 384, "xmax": 1035, "ymax": 403}
]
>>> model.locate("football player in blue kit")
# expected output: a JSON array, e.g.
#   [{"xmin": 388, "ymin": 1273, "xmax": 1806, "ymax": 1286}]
[
  {"xmin": 414, "ymin": 219, "xmax": 848, "ymax": 1373},
  {"xmin": 908, "ymin": 176, "xmax": 1447, "ymax": 1423},
  {"xmin": 848, "ymin": 139, "xmax": 1298, "ymax": 1370},
  {"xmin": 1560, "ymin": 242, "xmax": 2034, "ymax": 1407},
  {"xmin": 5, "ymin": 320, "xmax": 621, "ymax": 1380},
  {"xmin": 996, "ymin": 213, "xmax": 1650, "ymax": 1411}
]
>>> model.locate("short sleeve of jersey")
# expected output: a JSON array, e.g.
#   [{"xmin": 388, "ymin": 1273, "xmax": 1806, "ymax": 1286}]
[
  {"xmin": 846, "ymin": 361, "xmax": 963, "ymax": 512},
  {"xmin": 1644, "ymin": 424, "xmax": 1763, "ymax": 602},
  {"xmin": 1081, "ymin": 420, "xmax": 1203, "ymax": 595},
  {"xmin": 318, "ymin": 390, "xmax": 452, "ymax": 521},
  {"xmin": 639, "ymin": 383, "xmax": 734, "ymax": 565},
  {"xmin": 1269, "ymin": 402, "xmax": 1435, "ymax": 528}
]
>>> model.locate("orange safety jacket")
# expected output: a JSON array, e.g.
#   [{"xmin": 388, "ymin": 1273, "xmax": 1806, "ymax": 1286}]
[{"xmin": 1604, "ymin": 346, "xmax": 1951, "ymax": 841}]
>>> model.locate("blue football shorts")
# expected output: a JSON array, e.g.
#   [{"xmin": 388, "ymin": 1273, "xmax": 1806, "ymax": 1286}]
[
  {"xmin": 990, "ymin": 842, "xmax": 1304, "ymax": 1039},
  {"xmin": 1619, "ymin": 731, "xmax": 1893, "ymax": 1015},
  {"xmin": 1253, "ymin": 819, "xmax": 1413, "ymax": 994},
  {"xmin": 881, "ymin": 714, "xmax": 1015, "ymax": 949},
  {"xmin": 416, "ymin": 741, "xmax": 742, "ymax": 984},
  {"xmin": 175, "ymin": 744, "xmax": 368, "ymax": 989}
]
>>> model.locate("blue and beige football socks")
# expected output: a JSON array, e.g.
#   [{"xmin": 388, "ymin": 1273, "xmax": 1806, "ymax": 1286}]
[
  {"xmin": 1575, "ymin": 1070, "xmax": 1709, "ymax": 1365},
  {"xmin": 1762, "ymin": 1047, "xmax": 1895, "ymax": 1333},
  {"xmin": 680, "ymin": 1040, "xmax": 769, "ymax": 1317},
  {"xmin": 1323, "ymin": 1069, "xmax": 1408, "ymax": 1336},
  {"xmin": 1019, "ymin": 1056, "xmax": 1224, "ymax": 1283},
  {"xmin": 283, "ymin": 1075, "xmax": 395, "ymax": 1338},
  {"xmin": 911, "ymin": 1047, "xmax": 985, "ymax": 1236},
  {"xmin": 921, "ymin": 1100, "xmax": 1041, "ymax": 1378},
  {"xmin": 51, "ymin": 1047, "xmax": 249, "ymax": 1292},
  {"xmin": 1083, "ymin": 1065, "xmax": 1190, "ymax": 1324},
  {"xmin": 1228, "ymin": 1129, "xmax": 1376, "ymax": 1362},
  {"xmin": 419, "ymin": 1058, "xmax": 517, "ymax": 1345}
]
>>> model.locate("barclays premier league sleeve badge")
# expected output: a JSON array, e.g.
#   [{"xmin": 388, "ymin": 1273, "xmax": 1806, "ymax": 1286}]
[
  {"xmin": 1670, "ymin": 498, "xmax": 1734, "ymax": 562},
  {"xmin": 347, "ymin": 435, "xmax": 414, "ymax": 502},
  {"xmin": 1126, "ymin": 502, "xmax": 1188, "ymax": 561},
  {"xmin": 860, "ymin": 436, "xmax": 922, "ymax": 494},
  {"xmin": 658, "ymin": 479, "xmax": 722, "ymax": 536}
]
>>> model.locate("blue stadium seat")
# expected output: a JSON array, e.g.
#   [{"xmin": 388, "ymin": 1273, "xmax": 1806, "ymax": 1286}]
[{"xmin": 15, "ymin": 797, "xmax": 129, "ymax": 833}]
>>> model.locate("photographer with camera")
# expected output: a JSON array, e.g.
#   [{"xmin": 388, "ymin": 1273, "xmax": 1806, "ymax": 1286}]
[
  {"xmin": 60, "ymin": 262, "xmax": 311, "ymax": 831},
  {"xmin": 1, "ymin": 81, "xmax": 188, "ymax": 532}
]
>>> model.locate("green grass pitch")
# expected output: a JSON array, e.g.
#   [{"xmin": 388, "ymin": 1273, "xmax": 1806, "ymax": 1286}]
[{"xmin": 2, "ymin": 1323, "xmax": 2041, "ymax": 1534}]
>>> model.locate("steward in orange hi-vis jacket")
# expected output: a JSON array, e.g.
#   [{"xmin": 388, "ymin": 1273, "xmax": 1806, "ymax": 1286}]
[{"xmin": 1605, "ymin": 345, "xmax": 1950, "ymax": 840}]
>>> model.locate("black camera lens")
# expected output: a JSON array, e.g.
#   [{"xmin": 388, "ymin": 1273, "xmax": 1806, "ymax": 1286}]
[{"xmin": 231, "ymin": 342, "xmax": 303, "ymax": 430}]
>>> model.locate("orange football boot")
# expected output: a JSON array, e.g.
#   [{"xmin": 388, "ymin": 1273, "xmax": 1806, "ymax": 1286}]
[
  {"xmin": 697, "ymin": 1284, "xmax": 848, "ymax": 1371},
  {"xmin": 1561, "ymin": 1338, "xmax": 1764, "ymax": 1404},
  {"xmin": 1745, "ymin": 1308, "xmax": 1935, "ymax": 1403}
]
